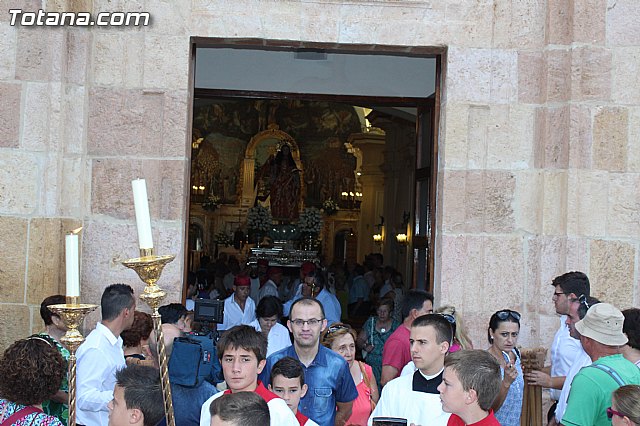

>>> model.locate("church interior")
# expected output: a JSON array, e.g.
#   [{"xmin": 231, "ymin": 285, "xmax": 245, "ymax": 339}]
[{"xmin": 187, "ymin": 96, "xmax": 432, "ymax": 296}]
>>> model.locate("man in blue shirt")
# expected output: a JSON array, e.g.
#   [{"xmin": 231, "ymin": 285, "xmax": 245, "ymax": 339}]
[{"xmin": 260, "ymin": 297, "xmax": 357, "ymax": 426}]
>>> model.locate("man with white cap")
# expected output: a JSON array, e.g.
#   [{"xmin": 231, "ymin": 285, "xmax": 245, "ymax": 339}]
[{"xmin": 562, "ymin": 303, "xmax": 640, "ymax": 426}]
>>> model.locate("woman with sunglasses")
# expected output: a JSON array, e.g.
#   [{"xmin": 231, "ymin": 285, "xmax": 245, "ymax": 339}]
[
  {"xmin": 322, "ymin": 323, "xmax": 379, "ymax": 426},
  {"xmin": 435, "ymin": 305, "xmax": 473, "ymax": 352},
  {"xmin": 609, "ymin": 385, "xmax": 640, "ymax": 425},
  {"xmin": 486, "ymin": 309, "xmax": 524, "ymax": 426}
]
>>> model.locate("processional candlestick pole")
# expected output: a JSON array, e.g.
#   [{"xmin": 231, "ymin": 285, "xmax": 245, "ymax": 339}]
[
  {"xmin": 49, "ymin": 228, "xmax": 98, "ymax": 426},
  {"xmin": 123, "ymin": 178, "xmax": 176, "ymax": 426},
  {"xmin": 122, "ymin": 250, "xmax": 176, "ymax": 426}
]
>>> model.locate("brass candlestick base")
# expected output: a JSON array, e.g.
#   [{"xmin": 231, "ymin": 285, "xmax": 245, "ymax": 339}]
[
  {"xmin": 122, "ymin": 249, "xmax": 176, "ymax": 426},
  {"xmin": 49, "ymin": 297, "xmax": 98, "ymax": 426}
]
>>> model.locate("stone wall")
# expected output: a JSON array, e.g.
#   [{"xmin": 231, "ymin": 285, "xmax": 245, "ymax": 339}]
[{"xmin": 0, "ymin": 0, "xmax": 638, "ymax": 352}]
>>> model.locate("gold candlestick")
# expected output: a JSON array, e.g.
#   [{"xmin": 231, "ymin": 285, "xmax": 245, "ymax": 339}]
[
  {"xmin": 122, "ymin": 249, "xmax": 176, "ymax": 426},
  {"xmin": 49, "ymin": 296, "xmax": 98, "ymax": 426}
]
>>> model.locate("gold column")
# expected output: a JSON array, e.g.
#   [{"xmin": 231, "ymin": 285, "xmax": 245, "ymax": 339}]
[
  {"xmin": 49, "ymin": 297, "xmax": 98, "ymax": 426},
  {"xmin": 122, "ymin": 249, "xmax": 176, "ymax": 426}
]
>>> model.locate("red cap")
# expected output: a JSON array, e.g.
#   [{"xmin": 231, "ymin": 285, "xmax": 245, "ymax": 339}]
[
  {"xmin": 234, "ymin": 274, "xmax": 251, "ymax": 287},
  {"xmin": 257, "ymin": 259, "xmax": 269, "ymax": 267},
  {"xmin": 301, "ymin": 262, "xmax": 315, "ymax": 276}
]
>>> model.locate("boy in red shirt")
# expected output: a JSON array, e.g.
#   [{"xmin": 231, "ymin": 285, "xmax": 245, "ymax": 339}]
[
  {"xmin": 437, "ymin": 350, "xmax": 502, "ymax": 426},
  {"xmin": 199, "ymin": 325, "xmax": 297, "ymax": 426}
]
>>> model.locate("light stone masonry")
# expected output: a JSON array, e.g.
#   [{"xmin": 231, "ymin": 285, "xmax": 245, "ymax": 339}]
[{"xmin": 0, "ymin": 0, "xmax": 639, "ymax": 357}]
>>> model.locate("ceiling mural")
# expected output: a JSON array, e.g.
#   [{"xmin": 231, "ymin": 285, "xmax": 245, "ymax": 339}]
[{"xmin": 191, "ymin": 99, "xmax": 361, "ymax": 207}]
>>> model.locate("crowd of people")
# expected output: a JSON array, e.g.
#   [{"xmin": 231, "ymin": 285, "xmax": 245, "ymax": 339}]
[{"xmin": 1, "ymin": 264, "xmax": 640, "ymax": 426}]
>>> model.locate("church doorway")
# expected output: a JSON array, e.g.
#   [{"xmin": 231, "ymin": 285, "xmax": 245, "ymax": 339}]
[{"xmin": 185, "ymin": 39, "xmax": 441, "ymax": 303}]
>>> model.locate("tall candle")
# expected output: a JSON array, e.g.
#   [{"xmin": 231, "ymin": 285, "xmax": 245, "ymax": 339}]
[
  {"xmin": 132, "ymin": 179, "xmax": 153, "ymax": 250},
  {"xmin": 65, "ymin": 233, "xmax": 80, "ymax": 297}
]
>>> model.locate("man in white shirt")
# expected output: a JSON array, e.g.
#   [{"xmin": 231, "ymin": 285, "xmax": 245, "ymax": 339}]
[
  {"xmin": 259, "ymin": 267, "xmax": 282, "ymax": 302},
  {"xmin": 250, "ymin": 259, "xmax": 269, "ymax": 303},
  {"xmin": 369, "ymin": 314, "xmax": 452, "ymax": 426},
  {"xmin": 525, "ymin": 272, "xmax": 590, "ymax": 422},
  {"xmin": 76, "ymin": 283, "xmax": 136, "ymax": 426},
  {"xmin": 218, "ymin": 274, "xmax": 256, "ymax": 331}
]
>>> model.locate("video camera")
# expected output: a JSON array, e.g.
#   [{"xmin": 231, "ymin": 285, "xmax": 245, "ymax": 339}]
[
  {"xmin": 168, "ymin": 299, "xmax": 225, "ymax": 388},
  {"xmin": 193, "ymin": 298, "xmax": 224, "ymax": 324}
]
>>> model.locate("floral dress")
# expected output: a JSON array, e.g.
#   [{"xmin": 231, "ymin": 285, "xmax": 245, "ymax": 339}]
[
  {"xmin": 362, "ymin": 316, "xmax": 399, "ymax": 388},
  {"xmin": 0, "ymin": 400, "xmax": 64, "ymax": 426},
  {"xmin": 39, "ymin": 333, "xmax": 69, "ymax": 425},
  {"xmin": 494, "ymin": 349, "xmax": 524, "ymax": 426}
]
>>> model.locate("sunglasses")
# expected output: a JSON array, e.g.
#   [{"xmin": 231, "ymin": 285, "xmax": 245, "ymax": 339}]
[
  {"xmin": 327, "ymin": 324, "xmax": 350, "ymax": 334},
  {"xmin": 607, "ymin": 407, "xmax": 626, "ymax": 419},
  {"xmin": 496, "ymin": 310, "xmax": 521, "ymax": 321},
  {"xmin": 578, "ymin": 294, "xmax": 590, "ymax": 310},
  {"xmin": 439, "ymin": 313, "xmax": 456, "ymax": 324}
]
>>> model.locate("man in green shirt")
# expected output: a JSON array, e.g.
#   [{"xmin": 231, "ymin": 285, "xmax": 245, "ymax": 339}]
[{"xmin": 562, "ymin": 303, "xmax": 640, "ymax": 426}]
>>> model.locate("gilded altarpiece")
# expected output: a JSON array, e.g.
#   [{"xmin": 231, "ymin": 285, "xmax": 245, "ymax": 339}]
[{"xmin": 189, "ymin": 99, "xmax": 362, "ymax": 265}]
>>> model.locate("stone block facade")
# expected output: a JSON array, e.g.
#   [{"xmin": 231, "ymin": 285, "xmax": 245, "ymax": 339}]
[{"xmin": 0, "ymin": 0, "xmax": 638, "ymax": 354}]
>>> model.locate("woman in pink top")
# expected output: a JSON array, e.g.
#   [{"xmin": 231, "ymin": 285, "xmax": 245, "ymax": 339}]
[{"xmin": 322, "ymin": 323, "xmax": 379, "ymax": 426}]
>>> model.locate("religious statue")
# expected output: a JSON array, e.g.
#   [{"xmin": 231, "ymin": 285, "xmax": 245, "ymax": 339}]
[{"xmin": 256, "ymin": 144, "xmax": 301, "ymax": 221}]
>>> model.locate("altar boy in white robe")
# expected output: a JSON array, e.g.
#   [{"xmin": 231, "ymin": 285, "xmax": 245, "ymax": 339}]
[{"xmin": 368, "ymin": 314, "xmax": 452, "ymax": 426}]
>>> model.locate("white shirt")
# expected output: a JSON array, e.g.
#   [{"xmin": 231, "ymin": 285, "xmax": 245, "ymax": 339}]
[
  {"xmin": 555, "ymin": 347, "xmax": 591, "ymax": 422},
  {"xmin": 250, "ymin": 276, "xmax": 261, "ymax": 303},
  {"xmin": 258, "ymin": 280, "xmax": 279, "ymax": 302},
  {"xmin": 400, "ymin": 360, "xmax": 417, "ymax": 376},
  {"xmin": 379, "ymin": 281, "xmax": 393, "ymax": 298},
  {"xmin": 218, "ymin": 294, "xmax": 256, "ymax": 331},
  {"xmin": 199, "ymin": 384, "xmax": 298, "ymax": 426},
  {"xmin": 368, "ymin": 372, "xmax": 450, "ymax": 426},
  {"xmin": 302, "ymin": 417, "xmax": 320, "ymax": 426},
  {"xmin": 250, "ymin": 319, "xmax": 292, "ymax": 357},
  {"xmin": 76, "ymin": 322, "xmax": 126, "ymax": 426},
  {"xmin": 549, "ymin": 316, "xmax": 583, "ymax": 400}
]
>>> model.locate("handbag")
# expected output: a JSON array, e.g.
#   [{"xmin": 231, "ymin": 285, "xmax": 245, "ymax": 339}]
[
  {"xmin": 358, "ymin": 361, "xmax": 377, "ymax": 412},
  {"xmin": 0, "ymin": 405, "xmax": 42, "ymax": 425}
]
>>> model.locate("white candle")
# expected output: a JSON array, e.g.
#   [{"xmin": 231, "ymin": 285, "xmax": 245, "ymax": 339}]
[
  {"xmin": 65, "ymin": 233, "xmax": 80, "ymax": 297},
  {"xmin": 132, "ymin": 179, "xmax": 153, "ymax": 250}
]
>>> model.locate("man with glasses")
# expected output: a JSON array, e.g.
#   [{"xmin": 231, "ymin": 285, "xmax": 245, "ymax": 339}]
[
  {"xmin": 259, "ymin": 297, "xmax": 358, "ymax": 426},
  {"xmin": 526, "ymin": 272, "xmax": 590, "ymax": 423},
  {"xmin": 562, "ymin": 303, "xmax": 640, "ymax": 426}
]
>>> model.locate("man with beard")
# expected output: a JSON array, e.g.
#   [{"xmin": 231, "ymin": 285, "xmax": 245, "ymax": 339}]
[
  {"xmin": 526, "ymin": 271, "xmax": 590, "ymax": 422},
  {"xmin": 77, "ymin": 284, "xmax": 136, "ymax": 426}
]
